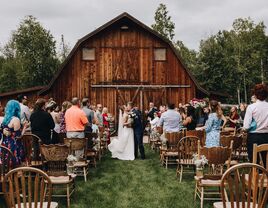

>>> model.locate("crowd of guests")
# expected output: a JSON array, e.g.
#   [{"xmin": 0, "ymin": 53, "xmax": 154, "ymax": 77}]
[
  {"xmin": 0, "ymin": 83, "xmax": 267, "ymax": 166},
  {"xmin": 0, "ymin": 96, "xmax": 114, "ymax": 166},
  {"xmin": 147, "ymin": 83, "xmax": 268, "ymax": 162}
]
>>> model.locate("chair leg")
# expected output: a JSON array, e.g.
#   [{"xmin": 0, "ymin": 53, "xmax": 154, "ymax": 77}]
[
  {"xmin": 194, "ymin": 181, "xmax": 197, "ymax": 201},
  {"xmin": 67, "ymin": 184, "xmax": 70, "ymax": 208},
  {"xmin": 201, "ymin": 187, "xmax": 204, "ymax": 208},
  {"xmin": 166, "ymin": 157, "xmax": 168, "ymax": 169},
  {"xmin": 179, "ymin": 165, "xmax": 183, "ymax": 182},
  {"xmin": 83, "ymin": 167, "xmax": 87, "ymax": 182}
]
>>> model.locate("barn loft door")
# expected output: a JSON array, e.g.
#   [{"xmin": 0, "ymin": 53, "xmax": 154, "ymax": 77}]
[{"xmin": 112, "ymin": 48, "xmax": 139, "ymax": 82}]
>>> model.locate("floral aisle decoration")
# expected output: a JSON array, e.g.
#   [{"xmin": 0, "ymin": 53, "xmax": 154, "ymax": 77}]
[
  {"xmin": 189, "ymin": 98, "xmax": 207, "ymax": 109},
  {"xmin": 192, "ymin": 154, "xmax": 208, "ymax": 176},
  {"xmin": 67, "ymin": 154, "xmax": 78, "ymax": 175}
]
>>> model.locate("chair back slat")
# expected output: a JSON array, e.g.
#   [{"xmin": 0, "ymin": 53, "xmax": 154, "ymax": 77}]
[
  {"xmin": 253, "ymin": 144, "xmax": 268, "ymax": 170},
  {"xmin": 165, "ymin": 132, "xmax": 183, "ymax": 151},
  {"xmin": 3, "ymin": 167, "xmax": 53, "ymax": 208},
  {"xmin": 199, "ymin": 143, "xmax": 232, "ymax": 175},
  {"xmin": 19, "ymin": 133, "xmax": 42, "ymax": 163},
  {"xmin": 220, "ymin": 163, "xmax": 268, "ymax": 208},
  {"xmin": 186, "ymin": 130, "xmax": 205, "ymax": 146},
  {"xmin": 177, "ymin": 136, "xmax": 200, "ymax": 163}
]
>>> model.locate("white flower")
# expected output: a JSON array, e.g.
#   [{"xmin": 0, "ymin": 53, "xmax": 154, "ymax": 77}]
[{"xmin": 67, "ymin": 155, "xmax": 78, "ymax": 162}]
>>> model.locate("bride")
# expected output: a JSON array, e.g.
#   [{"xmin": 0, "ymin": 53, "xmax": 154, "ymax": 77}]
[{"xmin": 108, "ymin": 105, "xmax": 135, "ymax": 160}]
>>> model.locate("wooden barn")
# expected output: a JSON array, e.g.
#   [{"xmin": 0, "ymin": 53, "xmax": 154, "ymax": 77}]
[
  {"xmin": 1, "ymin": 13, "xmax": 211, "ymax": 116},
  {"xmin": 39, "ymin": 12, "xmax": 208, "ymax": 114}
]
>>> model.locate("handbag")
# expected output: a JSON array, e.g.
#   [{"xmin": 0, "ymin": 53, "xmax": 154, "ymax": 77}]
[{"xmin": 249, "ymin": 118, "xmax": 257, "ymax": 132}]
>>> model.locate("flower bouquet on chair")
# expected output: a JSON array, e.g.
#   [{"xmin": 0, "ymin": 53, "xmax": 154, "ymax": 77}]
[
  {"xmin": 192, "ymin": 154, "xmax": 208, "ymax": 177},
  {"xmin": 67, "ymin": 155, "xmax": 78, "ymax": 175}
]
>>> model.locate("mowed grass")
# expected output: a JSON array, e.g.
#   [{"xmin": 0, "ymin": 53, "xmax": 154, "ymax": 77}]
[{"xmin": 0, "ymin": 145, "xmax": 213, "ymax": 208}]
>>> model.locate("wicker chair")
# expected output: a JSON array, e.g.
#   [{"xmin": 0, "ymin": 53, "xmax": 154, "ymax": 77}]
[
  {"xmin": 41, "ymin": 144, "xmax": 75, "ymax": 208},
  {"xmin": 194, "ymin": 141, "xmax": 232, "ymax": 208},
  {"xmin": 176, "ymin": 136, "xmax": 200, "ymax": 182},
  {"xmin": 2, "ymin": 166, "xmax": 58, "ymax": 208},
  {"xmin": 64, "ymin": 138, "xmax": 89, "ymax": 182},
  {"xmin": 214, "ymin": 163, "xmax": 268, "ymax": 208}
]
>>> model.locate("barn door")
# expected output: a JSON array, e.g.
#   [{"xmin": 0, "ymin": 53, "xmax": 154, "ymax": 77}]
[
  {"xmin": 116, "ymin": 88, "xmax": 141, "ymax": 108},
  {"xmin": 142, "ymin": 88, "xmax": 167, "ymax": 110}
]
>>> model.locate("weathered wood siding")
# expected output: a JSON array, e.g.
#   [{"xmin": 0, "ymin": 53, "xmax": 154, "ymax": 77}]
[{"xmin": 46, "ymin": 17, "xmax": 197, "ymax": 116}]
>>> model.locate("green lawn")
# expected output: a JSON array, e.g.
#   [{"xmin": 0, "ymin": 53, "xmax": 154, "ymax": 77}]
[{"xmin": 0, "ymin": 145, "xmax": 213, "ymax": 208}]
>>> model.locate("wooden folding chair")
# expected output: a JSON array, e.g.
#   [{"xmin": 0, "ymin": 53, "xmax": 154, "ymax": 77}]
[
  {"xmin": 2, "ymin": 166, "xmax": 58, "ymax": 208},
  {"xmin": 176, "ymin": 136, "xmax": 200, "ymax": 182},
  {"xmin": 64, "ymin": 138, "xmax": 89, "ymax": 182},
  {"xmin": 214, "ymin": 163, "xmax": 268, "ymax": 208},
  {"xmin": 194, "ymin": 141, "xmax": 232, "ymax": 208},
  {"xmin": 41, "ymin": 144, "xmax": 75, "ymax": 207}
]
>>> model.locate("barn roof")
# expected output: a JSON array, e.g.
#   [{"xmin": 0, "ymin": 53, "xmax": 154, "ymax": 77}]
[
  {"xmin": 0, "ymin": 86, "xmax": 44, "ymax": 97},
  {"xmin": 39, "ymin": 12, "xmax": 209, "ymax": 95}
]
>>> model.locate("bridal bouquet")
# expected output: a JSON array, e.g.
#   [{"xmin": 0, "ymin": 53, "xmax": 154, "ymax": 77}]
[{"xmin": 128, "ymin": 112, "xmax": 137, "ymax": 126}]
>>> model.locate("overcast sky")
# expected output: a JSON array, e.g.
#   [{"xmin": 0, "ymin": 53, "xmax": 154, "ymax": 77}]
[{"xmin": 1, "ymin": 0, "xmax": 268, "ymax": 51}]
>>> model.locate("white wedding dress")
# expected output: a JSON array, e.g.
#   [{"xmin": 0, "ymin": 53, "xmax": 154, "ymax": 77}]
[{"xmin": 108, "ymin": 110, "xmax": 135, "ymax": 160}]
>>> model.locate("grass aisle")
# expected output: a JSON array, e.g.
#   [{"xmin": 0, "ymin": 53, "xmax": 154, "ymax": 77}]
[
  {"xmin": 70, "ymin": 145, "xmax": 206, "ymax": 208},
  {"xmin": 0, "ymin": 145, "xmax": 212, "ymax": 208}
]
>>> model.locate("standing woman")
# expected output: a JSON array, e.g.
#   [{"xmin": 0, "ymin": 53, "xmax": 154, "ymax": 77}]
[
  {"xmin": 243, "ymin": 84, "xmax": 268, "ymax": 162},
  {"xmin": 102, "ymin": 107, "xmax": 111, "ymax": 144},
  {"xmin": 183, "ymin": 105, "xmax": 197, "ymax": 130},
  {"xmin": 59, "ymin": 101, "xmax": 72, "ymax": 133},
  {"xmin": 204, "ymin": 100, "xmax": 225, "ymax": 147},
  {"xmin": 0, "ymin": 100, "xmax": 27, "ymax": 165},
  {"xmin": 226, "ymin": 106, "xmax": 239, "ymax": 128},
  {"xmin": 30, "ymin": 98, "xmax": 55, "ymax": 144}
]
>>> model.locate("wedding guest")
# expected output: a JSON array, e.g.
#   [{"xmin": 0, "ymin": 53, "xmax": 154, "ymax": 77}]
[
  {"xmin": 147, "ymin": 102, "xmax": 158, "ymax": 121},
  {"xmin": 102, "ymin": 107, "xmax": 111, "ymax": 144},
  {"xmin": 47, "ymin": 101, "xmax": 60, "ymax": 143},
  {"xmin": 183, "ymin": 105, "xmax": 197, "ymax": 130},
  {"xmin": 59, "ymin": 101, "xmax": 72, "ymax": 133},
  {"xmin": 82, "ymin": 98, "xmax": 95, "ymax": 133},
  {"xmin": 65, "ymin": 97, "xmax": 88, "ymax": 138},
  {"xmin": 96, "ymin": 104, "xmax": 103, "ymax": 127},
  {"xmin": 239, "ymin": 103, "xmax": 246, "ymax": 120},
  {"xmin": 92, "ymin": 120, "xmax": 99, "ymax": 134},
  {"xmin": 1, "ymin": 100, "xmax": 28, "ymax": 165},
  {"xmin": 243, "ymin": 83, "xmax": 268, "ymax": 162},
  {"xmin": 0, "ymin": 102, "xmax": 4, "ymax": 125},
  {"xmin": 17, "ymin": 94, "xmax": 31, "ymax": 123},
  {"xmin": 204, "ymin": 100, "xmax": 224, "ymax": 147},
  {"xmin": 251, "ymin": 95, "xmax": 257, "ymax": 103},
  {"xmin": 226, "ymin": 106, "xmax": 239, "ymax": 128},
  {"xmin": 159, "ymin": 103, "xmax": 181, "ymax": 133},
  {"xmin": 150, "ymin": 112, "xmax": 160, "ymax": 130},
  {"xmin": 30, "ymin": 98, "xmax": 55, "ymax": 144}
]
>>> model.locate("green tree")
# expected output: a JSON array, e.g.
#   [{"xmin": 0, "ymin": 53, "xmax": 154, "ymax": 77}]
[
  {"xmin": 151, "ymin": 3, "xmax": 175, "ymax": 41},
  {"xmin": 58, "ymin": 34, "xmax": 71, "ymax": 63},
  {"xmin": 11, "ymin": 15, "xmax": 59, "ymax": 87}
]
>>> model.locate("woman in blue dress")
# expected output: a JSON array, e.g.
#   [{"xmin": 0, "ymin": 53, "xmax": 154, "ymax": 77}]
[
  {"xmin": 205, "ymin": 100, "xmax": 226, "ymax": 147},
  {"xmin": 0, "ymin": 100, "xmax": 27, "ymax": 165}
]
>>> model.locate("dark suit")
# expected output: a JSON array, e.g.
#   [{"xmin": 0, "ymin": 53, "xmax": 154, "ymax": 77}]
[{"xmin": 132, "ymin": 109, "xmax": 145, "ymax": 159}]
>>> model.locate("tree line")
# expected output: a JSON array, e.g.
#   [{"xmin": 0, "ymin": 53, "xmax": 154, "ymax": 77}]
[
  {"xmin": 1, "ymin": 6, "xmax": 267, "ymax": 104},
  {"xmin": 152, "ymin": 3, "xmax": 268, "ymax": 103}
]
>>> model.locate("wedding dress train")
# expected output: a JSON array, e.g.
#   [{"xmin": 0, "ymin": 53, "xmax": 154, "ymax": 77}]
[{"xmin": 108, "ymin": 110, "xmax": 135, "ymax": 160}]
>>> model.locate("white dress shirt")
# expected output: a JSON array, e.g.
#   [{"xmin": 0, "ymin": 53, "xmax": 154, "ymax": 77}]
[
  {"xmin": 159, "ymin": 109, "xmax": 181, "ymax": 132},
  {"xmin": 243, "ymin": 100, "xmax": 268, "ymax": 133},
  {"xmin": 20, "ymin": 103, "xmax": 31, "ymax": 122}
]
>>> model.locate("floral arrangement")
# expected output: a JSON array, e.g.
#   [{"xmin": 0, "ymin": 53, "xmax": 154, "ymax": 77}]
[
  {"xmin": 67, "ymin": 154, "xmax": 78, "ymax": 162},
  {"xmin": 189, "ymin": 98, "xmax": 207, "ymax": 109},
  {"xmin": 192, "ymin": 154, "xmax": 208, "ymax": 169}
]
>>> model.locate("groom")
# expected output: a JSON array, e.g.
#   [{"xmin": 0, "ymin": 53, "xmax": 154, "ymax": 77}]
[{"xmin": 127, "ymin": 102, "xmax": 145, "ymax": 160}]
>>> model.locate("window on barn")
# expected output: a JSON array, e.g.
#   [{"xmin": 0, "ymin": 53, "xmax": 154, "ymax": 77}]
[
  {"xmin": 154, "ymin": 48, "xmax": 166, "ymax": 61},
  {"xmin": 82, "ymin": 48, "xmax": 95, "ymax": 61}
]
